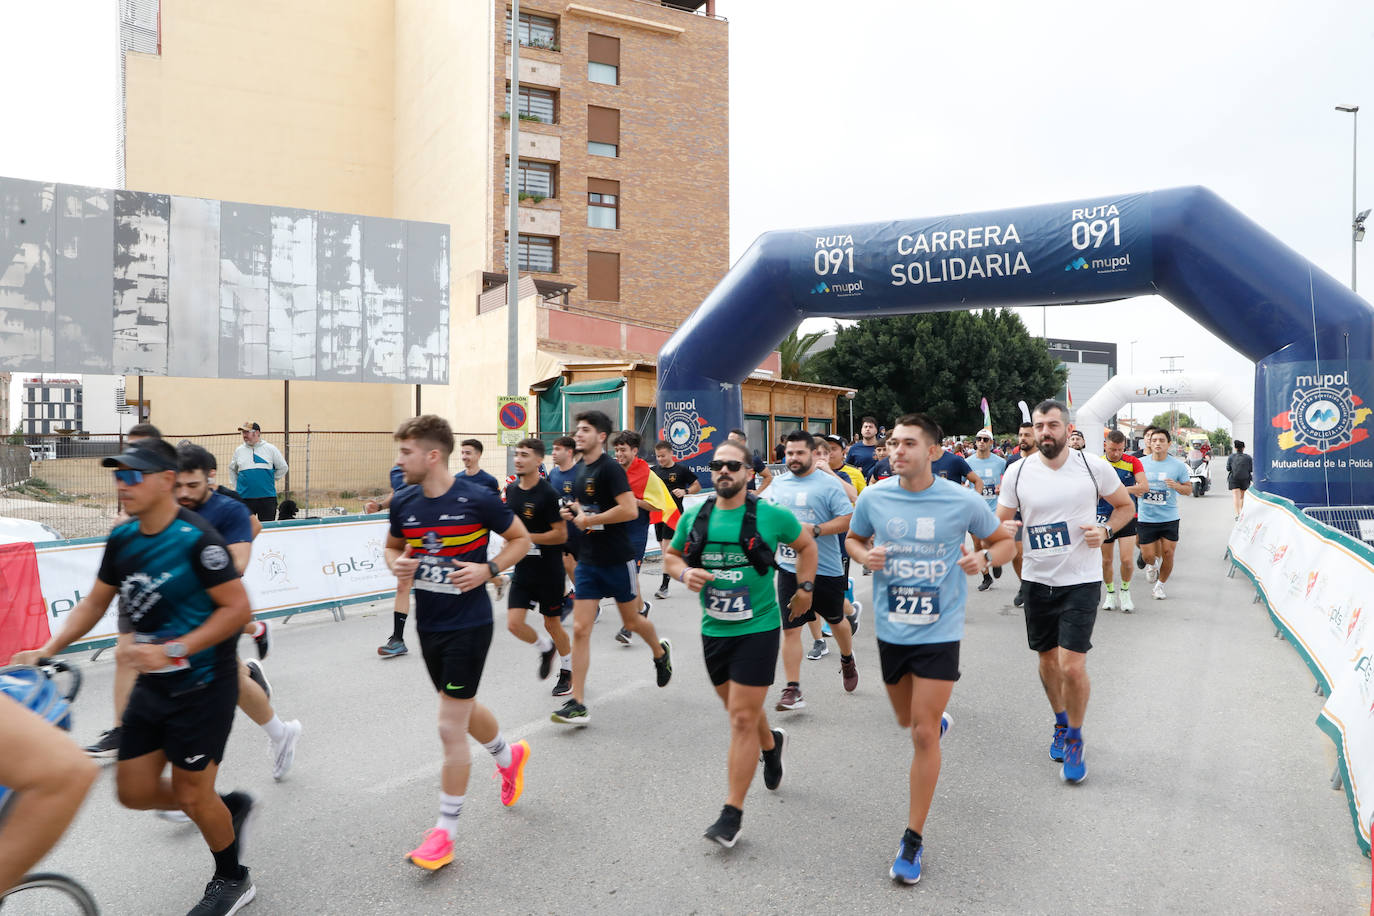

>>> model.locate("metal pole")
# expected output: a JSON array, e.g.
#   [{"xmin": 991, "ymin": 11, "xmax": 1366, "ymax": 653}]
[
  {"xmin": 506, "ymin": 0, "xmax": 521, "ymax": 478},
  {"xmin": 283, "ymin": 379, "xmax": 290, "ymax": 495},
  {"xmin": 414, "ymin": 383, "xmax": 421, "ymax": 416},
  {"xmin": 1338, "ymin": 105, "xmax": 1360, "ymax": 291}
]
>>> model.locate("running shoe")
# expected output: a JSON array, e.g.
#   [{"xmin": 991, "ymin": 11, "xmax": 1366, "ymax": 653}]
[
  {"xmin": 761, "ymin": 728, "xmax": 786, "ymax": 790},
  {"xmin": 222, "ymin": 790, "xmax": 255, "ymax": 854},
  {"xmin": 188, "ymin": 868, "xmax": 255, "ymax": 915},
  {"xmin": 1152, "ymin": 581, "xmax": 1167, "ymax": 600},
  {"xmin": 940, "ymin": 712, "xmax": 952, "ymax": 739},
  {"xmin": 654, "ymin": 583, "xmax": 670, "ymax": 600},
  {"xmin": 1061, "ymin": 737, "xmax": 1087, "ymax": 783},
  {"xmin": 977, "ymin": 572, "xmax": 993, "ymax": 592},
  {"xmin": 703, "ymin": 805, "xmax": 742, "ymax": 848},
  {"xmin": 654, "ymin": 638, "xmax": 673, "ymax": 687},
  {"xmin": 1145, "ymin": 561, "xmax": 1159, "ymax": 583},
  {"xmin": 821, "ymin": 620, "xmax": 833, "ymax": 638},
  {"xmin": 1135, "ymin": 548, "xmax": 1146, "ymax": 570},
  {"xmin": 889, "ymin": 836, "xmax": 922, "ymax": 885},
  {"xmin": 806, "ymin": 639, "xmax": 828, "ymax": 660},
  {"xmin": 840, "ymin": 655, "xmax": 858, "ymax": 692},
  {"xmin": 551, "ymin": 669, "xmax": 573, "ymax": 697},
  {"xmin": 244, "ymin": 658, "xmax": 272, "ymax": 700},
  {"xmin": 492, "ymin": 575, "xmax": 507, "ymax": 601},
  {"xmin": 847, "ymin": 601, "xmax": 862, "ymax": 637},
  {"xmin": 561, "ymin": 593, "xmax": 575, "ymax": 622},
  {"xmin": 1050, "ymin": 723, "xmax": 1067, "ymax": 762},
  {"xmin": 538, "ymin": 644, "xmax": 556, "ymax": 680},
  {"xmin": 1119, "ymin": 589, "xmax": 1135, "ymax": 613},
  {"xmin": 497, "ymin": 740, "xmax": 530, "ymax": 806},
  {"xmin": 551, "ymin": 699, "xmax": 590, "ymax": 726},
  {"xmin": 407, "ymin": 827, "xmax": 454, "ymax": 870},
  {"xmin": 156, "ymin": 808, "xmax": 192, "ymax": 823},
  {"xmin": 1102, "ymin": 590, "xmax": 1118, "ymax": 612},
  {"xmin": 992, "ymin": 564, "xmax": 1003, "ymax": 579},
  {"xmin": 639, "ymin": 598, "xmax": 652, "ymax": 618},
  {"xmin": 378, "ymin": 637, "xmax": 408, "ymax": 658},
  {"xmin": 252, "ymin": 620, "xmax": 271, "ymax": 660},
  {"xmin": 776, "ymin": 685, "xmax": 806, "ymax": 711},
  {"xmin": 84, "ymin": 726, "xmax": 121, "ymax": 759},
  {"xmin": 1013, "ymin": 584, "xmax": 1026, "ymax": 608},
  {"xmin": 271, "ymin": 720, "xmax": 302, "ymax": 781},
  {"xmin": 615, "ymin": 626, "xmax": 632, "ymax": 645}
]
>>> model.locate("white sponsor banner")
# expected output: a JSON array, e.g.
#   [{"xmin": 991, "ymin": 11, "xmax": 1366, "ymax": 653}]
[
  {"xmin": 1228, "ymin": 490, "xmax": 1374, "ymax": 853},
  {"xmin": 36, "ymin": 517, "xmax": 395, "ymax": 647}
]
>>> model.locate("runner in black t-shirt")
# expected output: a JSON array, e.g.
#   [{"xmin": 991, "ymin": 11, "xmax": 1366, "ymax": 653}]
[
  {"xmin": 459, "ymin": 438, "xmax": 502, "ymax": 495},
  {"xmin": 503, "ymin": 438, "xmax": 573, "ymax": 695},
  {"xmin": 553, "ymin": 410, "xmax": 673, "ymax": 726},
  {"xmin": 651, "ymin": 439, "xmax": 700, "ymax": 599}
]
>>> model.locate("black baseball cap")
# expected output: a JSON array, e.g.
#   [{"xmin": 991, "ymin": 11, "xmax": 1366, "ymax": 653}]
[{"xmin": 102, "ymin": 443, "xmax": 177, "ymax": 472}]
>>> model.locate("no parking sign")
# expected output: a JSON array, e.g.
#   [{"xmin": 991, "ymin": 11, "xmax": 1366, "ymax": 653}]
[{"xmin": 497, "ymin": 396, "xmax": 530, "ymax": 446}]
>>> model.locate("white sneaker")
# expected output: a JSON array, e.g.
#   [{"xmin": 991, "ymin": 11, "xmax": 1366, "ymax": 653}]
[
  {"xmin": 1144, "ymin": 562, "xmax": 1158, "ymax": 583},
  {"xmin": 271, "ymin": 719, "xmax": 302, "ymax": 780},
  {"xmin": 156, "ymin": 808, "xmax": 192, "ymax": 823},
  {"xmin": 1119, "ymin": 589, "xmax": 1135, "ymax": 612},
  {"xmin": 1102, "ymin": 591, "xmax": 1118, "ymax": 611},
  {"xmin": 1152, "ymin": 581, "xmax": 1167, "ymax": 600}
]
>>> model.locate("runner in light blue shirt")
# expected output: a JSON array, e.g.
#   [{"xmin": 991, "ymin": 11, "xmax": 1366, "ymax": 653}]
[
  {"xmin": 761, "ymin": 459, "xmax": 852, "ymax": 578},
  {"xmin": 1138, "ymin": 453, "xmax": 1190, "ymax": 523},
  {"xmin": 1136, "ymin": 429, "xmax": 1193, "ymax": 600},
  {"xmin": 964, "ymin": 428, "xmax": 1008, "ymax": 593}
]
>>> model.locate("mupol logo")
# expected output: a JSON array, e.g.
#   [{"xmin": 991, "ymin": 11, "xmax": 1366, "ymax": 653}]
[
  {"xmin": 1065, "ymin": 257, "xmax": 1088, "ymax": 271},
  {"xmin": 812, "ymin": 280, "xmax": 864, "ymax": 297},
  {"xmin": 1272, "ymin": 367, "xmax": 1371, "ymax": 455},
  {"xmin": 811, "ymin": 281, "xmax": 830, "ymax": 294}
]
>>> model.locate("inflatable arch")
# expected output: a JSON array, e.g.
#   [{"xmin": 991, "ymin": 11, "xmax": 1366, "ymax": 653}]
[
  {"xmin": 656, "ymin": 187, "xmax": 1374, "ymax": 508},
  {"xmin": 1074, "ymin": 373, "xmax": 1253, "ymax": 456}
]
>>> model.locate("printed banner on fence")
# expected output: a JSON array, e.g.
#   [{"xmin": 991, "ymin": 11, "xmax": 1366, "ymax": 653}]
[{"xmin": 1228, "ymin": 490, "xmax": 1374, "ymax": 852}]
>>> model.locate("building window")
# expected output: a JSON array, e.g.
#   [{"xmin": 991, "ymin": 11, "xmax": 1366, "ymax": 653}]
[
  {"xmin": 588, "ymin": 106, "xmax": 619, "ymax": 157},
  {"xmin": 504, "ymin": 158, "xmax": 557, "ymax": 199},
  {"xmin": 587, "ymin": 179, "xmax": 619, "ymax": 229},
  {"xmin": 506, "ymin": 84, "xmax": 557, "ymax": 124},
  {"xmin": 506, "ymin": 233, "xmax": 557, "ymax": 273},
  {"xmin": 505, "ymin": 9, "xmax": 558, "ymax": 49},
  {"xmin": 588, "ymin": 34, "xmax": 619, "ymax": 85},
  {"xmin": 587, "ymin": 250, "xmax": 620, "ymax": 301}
]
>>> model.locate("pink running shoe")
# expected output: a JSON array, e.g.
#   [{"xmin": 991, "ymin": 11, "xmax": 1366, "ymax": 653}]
[
  {"xmin": 407, "ymin": 828, "xmax": 453, "ymax": 870},
  {"xmin": 497, "ymin": 740, "xmax": 530, "ymax": 807}
]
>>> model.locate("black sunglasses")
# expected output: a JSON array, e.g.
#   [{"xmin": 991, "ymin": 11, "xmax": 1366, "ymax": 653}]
[{"xmin": 709, "ymin": 459, "xmax": 745, "ymax": 472}]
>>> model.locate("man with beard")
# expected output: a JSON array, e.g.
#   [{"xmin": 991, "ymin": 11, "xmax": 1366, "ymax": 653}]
[
  {"xmin": 1003, "ymin": 422, "xmax": 1036, "ymax": 608},
  {"xmin": 996, "ymin": 401, "xmax": 1133, "ymax": 784}
]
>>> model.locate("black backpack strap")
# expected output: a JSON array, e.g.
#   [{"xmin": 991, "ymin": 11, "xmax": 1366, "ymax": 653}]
[{"xmin": 684, "ymin": 494, "xmax": 718, "ymax": 568}]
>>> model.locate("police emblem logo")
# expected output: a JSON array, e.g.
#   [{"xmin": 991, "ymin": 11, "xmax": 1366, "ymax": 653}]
[
  {"xmin": 1288, "ymin": 372, "xmax": 1357, "ymax": 452},
  {"xmin": 201, "ymin": 545, "xmax": 230, "ymax": 570}
]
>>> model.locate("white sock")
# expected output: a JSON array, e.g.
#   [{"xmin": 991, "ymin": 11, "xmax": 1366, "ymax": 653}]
[
  {"xmin": 262, "ymin": 715, "xmax": 287, "ymax": 743},
  {"xmin": 484, "ymin": 734, "xmax": 512, "ymax": 768},
  {"xmin": 535, "ymin": 633, "xmax": 554, "ymax": 652},
  {"xmin": 436, "ymin": 792, "xmax": 464, "ymax": 839},
  {"xmin": 560, "ymin": 654, "xmax": 572, "ymax": 671}
]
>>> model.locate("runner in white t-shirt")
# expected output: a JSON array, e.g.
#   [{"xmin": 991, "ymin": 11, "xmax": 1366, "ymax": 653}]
[{"xmin": 996, "ymin": 400, "xmax": 1134, "ymax": 784}]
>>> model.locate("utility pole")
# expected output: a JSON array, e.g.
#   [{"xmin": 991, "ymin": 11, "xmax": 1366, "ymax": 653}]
[{"xmin": 506, "ymin": 0, "xmax": 522, "ymax": 477}]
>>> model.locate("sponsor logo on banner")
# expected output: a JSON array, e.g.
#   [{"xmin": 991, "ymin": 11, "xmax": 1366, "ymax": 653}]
[
  {"xmin": 661, "ymin": 398, "xmax": 717, "ymax": 462},
  {"xmin": 1349, "ymin": 606, "xmax": 1365, "ymax": 642},
  {"xmin": 1272, "ymin": 369, "xmax": 1372, "ymax": 456},
  {"xmin": 1307, "ymin": 571, "xmax": 1323, "ymax": 600},
  {"xmin": 1269, "ymin": 544, "xmax": 1287, "ymax": 566}
]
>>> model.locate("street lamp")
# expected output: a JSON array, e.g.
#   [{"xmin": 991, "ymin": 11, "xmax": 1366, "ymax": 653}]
[
  {"xmin": 1336, "ymin": 105, "xmax": 1362, "ymax": 291},
  {"xmin": 845, "ymin": 390, "xmax": 856, "ymax": 441}
]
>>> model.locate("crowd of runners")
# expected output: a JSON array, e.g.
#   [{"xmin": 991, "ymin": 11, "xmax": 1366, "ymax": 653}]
[{"xmin": 0, "ymin": 399, "xmax": 1217, "ymax": 909}]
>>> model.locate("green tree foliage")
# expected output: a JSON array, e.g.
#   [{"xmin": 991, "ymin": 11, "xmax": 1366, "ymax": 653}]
[
  {"xmin": 778, "ymin": 328, "xmax": 825, "ymax": 380},
  {"xmin": 803, "ymin": 310, "xmax": 1066, "ymax": 436},
  {"xmin": 1149, "ymin": 410, "xmax": 1197, "ymax": 431},
  {"xmin": 1208, "ymin": 427, "xmax": 1233, "ymax": 452}
]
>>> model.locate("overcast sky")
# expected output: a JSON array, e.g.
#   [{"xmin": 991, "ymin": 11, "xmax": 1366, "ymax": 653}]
[{"xmin": 2, "ymin": 0, "xmax": 1371, "ymax": 433}]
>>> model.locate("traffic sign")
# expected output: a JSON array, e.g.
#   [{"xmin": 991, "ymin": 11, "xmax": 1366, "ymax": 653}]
[{"xmin": 497, "ymin": 396, "xmax": 530, "ymax": 446}]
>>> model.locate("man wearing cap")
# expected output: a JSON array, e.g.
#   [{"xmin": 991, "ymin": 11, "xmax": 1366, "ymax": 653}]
[
  {"xmin": 965, "ymin": 429, "xmax": 1008, "ymax": 591},
  {"xmin": 229, "ymin": 421, "xmax": 288, "ymax": 522}
]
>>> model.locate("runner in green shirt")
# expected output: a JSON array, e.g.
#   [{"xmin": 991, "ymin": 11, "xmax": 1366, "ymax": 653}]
[{"xmin": 665, "ymin": 439, "xmax": 818, "ymax": 849}]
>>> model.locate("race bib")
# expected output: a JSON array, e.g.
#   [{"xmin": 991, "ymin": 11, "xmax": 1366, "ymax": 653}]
[
  {"xmin": 1095, "ymin": 514, "xmax": 1110, "ymax": 527},
  {"xmin": 414, "ymin": 555, "xmax": 462, "ymax": 593},
  {"xmin": 526, "ymin": 545, "xmax": 541, "ymax": 557},
  {"xmin": 888, "ymin": 585, "xmax": 940, "ymax": 625},
  {"xmin": 981, "ymin": 484, "xmax": 997, "ymax": 498},
  {"xmin": 580, "ymin": 503, "xmax": 605, "ymax": 531},
  {"xmin": 1026, "ymin": 521, "xmax": 1072, "ymax": 555},
  {"xmin": 776, "ymin": 543, "xmax": 797, "ymax": 563},
  {"xmin": 1143, "ymin": 489, "xmax": 1168, "ymax": 504},
  {"xmin": 704, "ymin": 585, "xmax": 753, "ymax": 622}
]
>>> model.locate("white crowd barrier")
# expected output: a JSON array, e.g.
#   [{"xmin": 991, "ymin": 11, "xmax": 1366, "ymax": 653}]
[{"xmin": 1228, "ymin": 488, "xmax": 1374, "ymax": 854}]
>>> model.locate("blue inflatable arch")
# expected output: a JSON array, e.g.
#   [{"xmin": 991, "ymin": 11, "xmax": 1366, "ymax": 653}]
[{"xmin": 655, "ymin": 187, "xmax": 1374, "ymax": 508}]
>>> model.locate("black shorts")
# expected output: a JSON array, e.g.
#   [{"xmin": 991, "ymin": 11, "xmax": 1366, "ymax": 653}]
[
  {"xmin": 1228, "ymin": 477, "xmax": 1251, "ymax": 491},
  {"xmin": 1137, "ymin": 520, "xmax": 1180, "ymax": 545},
  {"xmin": 420, "ymin": 624, "xmax": 493, "ymax": 699},
  {"xmin": 878, "ymin": 639, "xmax": 961, "ymax": 684},
  {"xmin": 702, "ymin": 628, "xmax": 779, "ymax": 687},
  {"xmin": 654, "ymin": 522, "xmax": 676, "ymax": 543},
  {"xmin": 119, "ymin": 670, "xmax": 238, "ymax": 771},
  {"xmin": 777, "ymin": 569, "xmax": 846, "ymax": 630},
  {"xmin": 1105, "ymin": 518, "xmax": 1139, "ymax": 543},
  {"xmin": 243, "ymin": 496, "xmax": 277, "ymax": 522},
  {"xmin": 1022, "ymin": 581, "xmax": 1100, "ymax": 654},
  {"xmin": 509, "ymin": 578, "xmax": 566, "ymax": 618}
]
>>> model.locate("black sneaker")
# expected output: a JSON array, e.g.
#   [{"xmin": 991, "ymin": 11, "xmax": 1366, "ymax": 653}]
[
  {"xmin": 761, "ymin": 728, "xmax": 786, "ymax": 791},
  {"xmin": 615, "ymin": 627, "xmax": 632, "ymax": 645},
  {"xmin": 243, "ymin": 659, "xmax": 272, "ymax": 701},
  {"xmin": 252, "ymin": 621, "xmax": 271, "ymax": 660},
  {"xmin": 188, "ymin": 868, "xmax": 255, "ymax": 915},
  {"xmin": 847, "ymin": 601, "xmax": 862, "ymax": 637},
  {"xmin": 221, "ymin": 791, "xmax": 255, "ymax": 854},
  {"xmin": 1013, "ymin": 583, "xmax": 1026, "ymax": 608},
  {"xmin": 1135, "ymin": 548, "xmax": 1146, "ymax": 570},
  {"xmin": 538, "ymin": 645, "xmax": 556, "ymax": 680},
  {"xmin": 84, "ymin": 727, "xmax": 121, "ymax": 759},
  {"xmin": 551, "ymin": 699, "xmax": 590, "ymax": 726},
  {"xmin": 639, "ymin": 599, "xmax": 652, "ymax": 618},
  {"xmin": 992, "ymin": 565, "xmax": 1003, "ymax": 579},
  {"xmin": 977, "ymin": 572, "xmax": 993, "ymax": 592},
  {"xmin": 704, "ymin": 805, "xmax": 742, "ymax": 848},
  {"xmin": 551, "ymin": 669, "xmax": 573, "ymax": 697},
  {"xmin": 654, "ymin": 638, "xmax": 673, "ymax": 687}
]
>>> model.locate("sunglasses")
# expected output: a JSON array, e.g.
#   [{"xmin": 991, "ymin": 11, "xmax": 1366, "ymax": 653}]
[
  {"xmin": 975, "ymin": 437, "xmax": 992, "ymax": 441},
  {"xmin": 709, "ymin": 459, "xmax": 745, "ymax": 472},
  {"xmin": 113, "ymin": 468, "xmax": 145, "ymax": 485}
]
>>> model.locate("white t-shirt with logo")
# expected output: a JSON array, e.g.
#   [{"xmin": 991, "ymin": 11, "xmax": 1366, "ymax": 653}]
[{"xmin": 998, "ymin": 449, "xmax": 1124, "ymax": 587}]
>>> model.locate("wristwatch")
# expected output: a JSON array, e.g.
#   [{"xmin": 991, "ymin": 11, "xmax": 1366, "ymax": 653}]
[
  {"xmin": 163, "ymin": 641, "xmax": 189, "ymax": 659},
  {"xmin": 811, "ymin": 523, "xmax": 822, "ymax": 537},
  {"xmin": 1100, "ymin": 524, "xmax": 1113, "ymax": 539},
  {"xmin": 798, "ymin": 580, "xmax": 815, "ymax": 593},
  {"xmin": 486, "ymin": 560, "xmax": 500, "ymax": 578}
]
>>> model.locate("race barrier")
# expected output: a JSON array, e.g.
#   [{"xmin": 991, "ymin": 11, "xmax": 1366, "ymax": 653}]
[{"xmin": 1227, "ymin": 488, "xmax": 1374, "ymax": 854}]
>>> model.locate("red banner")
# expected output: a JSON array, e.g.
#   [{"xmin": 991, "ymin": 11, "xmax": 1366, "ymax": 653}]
[{"xmin": 0, "ymin": 541, "xmax": 50, "ymax": 662}]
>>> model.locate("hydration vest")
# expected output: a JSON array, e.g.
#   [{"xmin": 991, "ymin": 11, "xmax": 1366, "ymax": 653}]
[{"xmin": 684, "ymin": 493, "xmax": 778, "ymax": 576}]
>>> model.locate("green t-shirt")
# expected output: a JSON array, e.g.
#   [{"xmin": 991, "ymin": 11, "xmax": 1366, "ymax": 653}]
[{"xmin": 670, "ymin": 498, "xmax": 802, "ymax": 637}]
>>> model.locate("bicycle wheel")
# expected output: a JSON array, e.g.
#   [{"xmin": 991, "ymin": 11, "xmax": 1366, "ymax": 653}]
[{"xmin": 0, "ymin": 872, "xmax": 99, "ymax": 914}]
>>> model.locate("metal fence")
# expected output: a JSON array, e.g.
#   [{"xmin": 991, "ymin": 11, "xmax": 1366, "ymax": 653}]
[
  {"xmin": 0, "ymin": 431, "xmax": 518, "ymax": 540},
  {"xmin": 1301, "ymin": 505, "xmax": 1374, "ymax": 546}
]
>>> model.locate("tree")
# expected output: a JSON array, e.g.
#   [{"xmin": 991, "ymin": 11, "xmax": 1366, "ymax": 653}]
[
  {"xmin": 777, "ymin": 328, "xmax": 825, "ymax": 380},
  {"xmin": 1208, "ymin": 427, "xmax": 1232, "ymax": 453},
  {"xmin": 804, "ymin": 310, "xmax": 1066, "ymax": 436},
  {"xmin": 1150, "ymin": 410, "xmax": 1197, "ymax": 431}
]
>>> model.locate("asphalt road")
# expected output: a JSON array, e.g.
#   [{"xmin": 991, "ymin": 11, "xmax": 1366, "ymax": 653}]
[{"xmin": 33, "ymin": 466, "xmax": 1372, "ymax": 914}]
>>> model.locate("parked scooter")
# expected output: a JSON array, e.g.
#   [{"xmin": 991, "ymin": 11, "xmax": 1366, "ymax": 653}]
[{"xmin": 1188, "ymin": 454, "xmax": 1210, "ymax": 497}]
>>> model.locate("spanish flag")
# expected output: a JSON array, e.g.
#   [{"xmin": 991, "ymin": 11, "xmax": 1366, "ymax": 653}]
[{"xmin": 625, "ymin": 457, "xmax": 681, "ymax": 528}]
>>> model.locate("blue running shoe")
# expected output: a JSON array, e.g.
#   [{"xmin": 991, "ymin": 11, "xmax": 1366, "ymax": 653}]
[
  {"xmin": 1061, "ymin": 737, "xmax": 1086, "ymax": 783},
  {"xmin": 940, "ymin": 712, "xmax": 952, "ymax": 739},
  {"xmin": 821, "ymin": 620, "xmax": 833, "ymax": 638},
  {"xmin": 845, "ymin": 577, "xmax": 855, "ymax": 602},
  {"xmin": 889, "ymin": 836, "xmax": 922, "ymax": 884},
  {"xmin": 1050, "ymin": 724, "xmax": 1067, "ymax": 761}
]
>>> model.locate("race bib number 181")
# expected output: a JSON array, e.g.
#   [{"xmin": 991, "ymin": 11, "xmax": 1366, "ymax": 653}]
[{"xmin": 1026, "ymin": 521, "xmax": 1072, "ymax": 555}]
